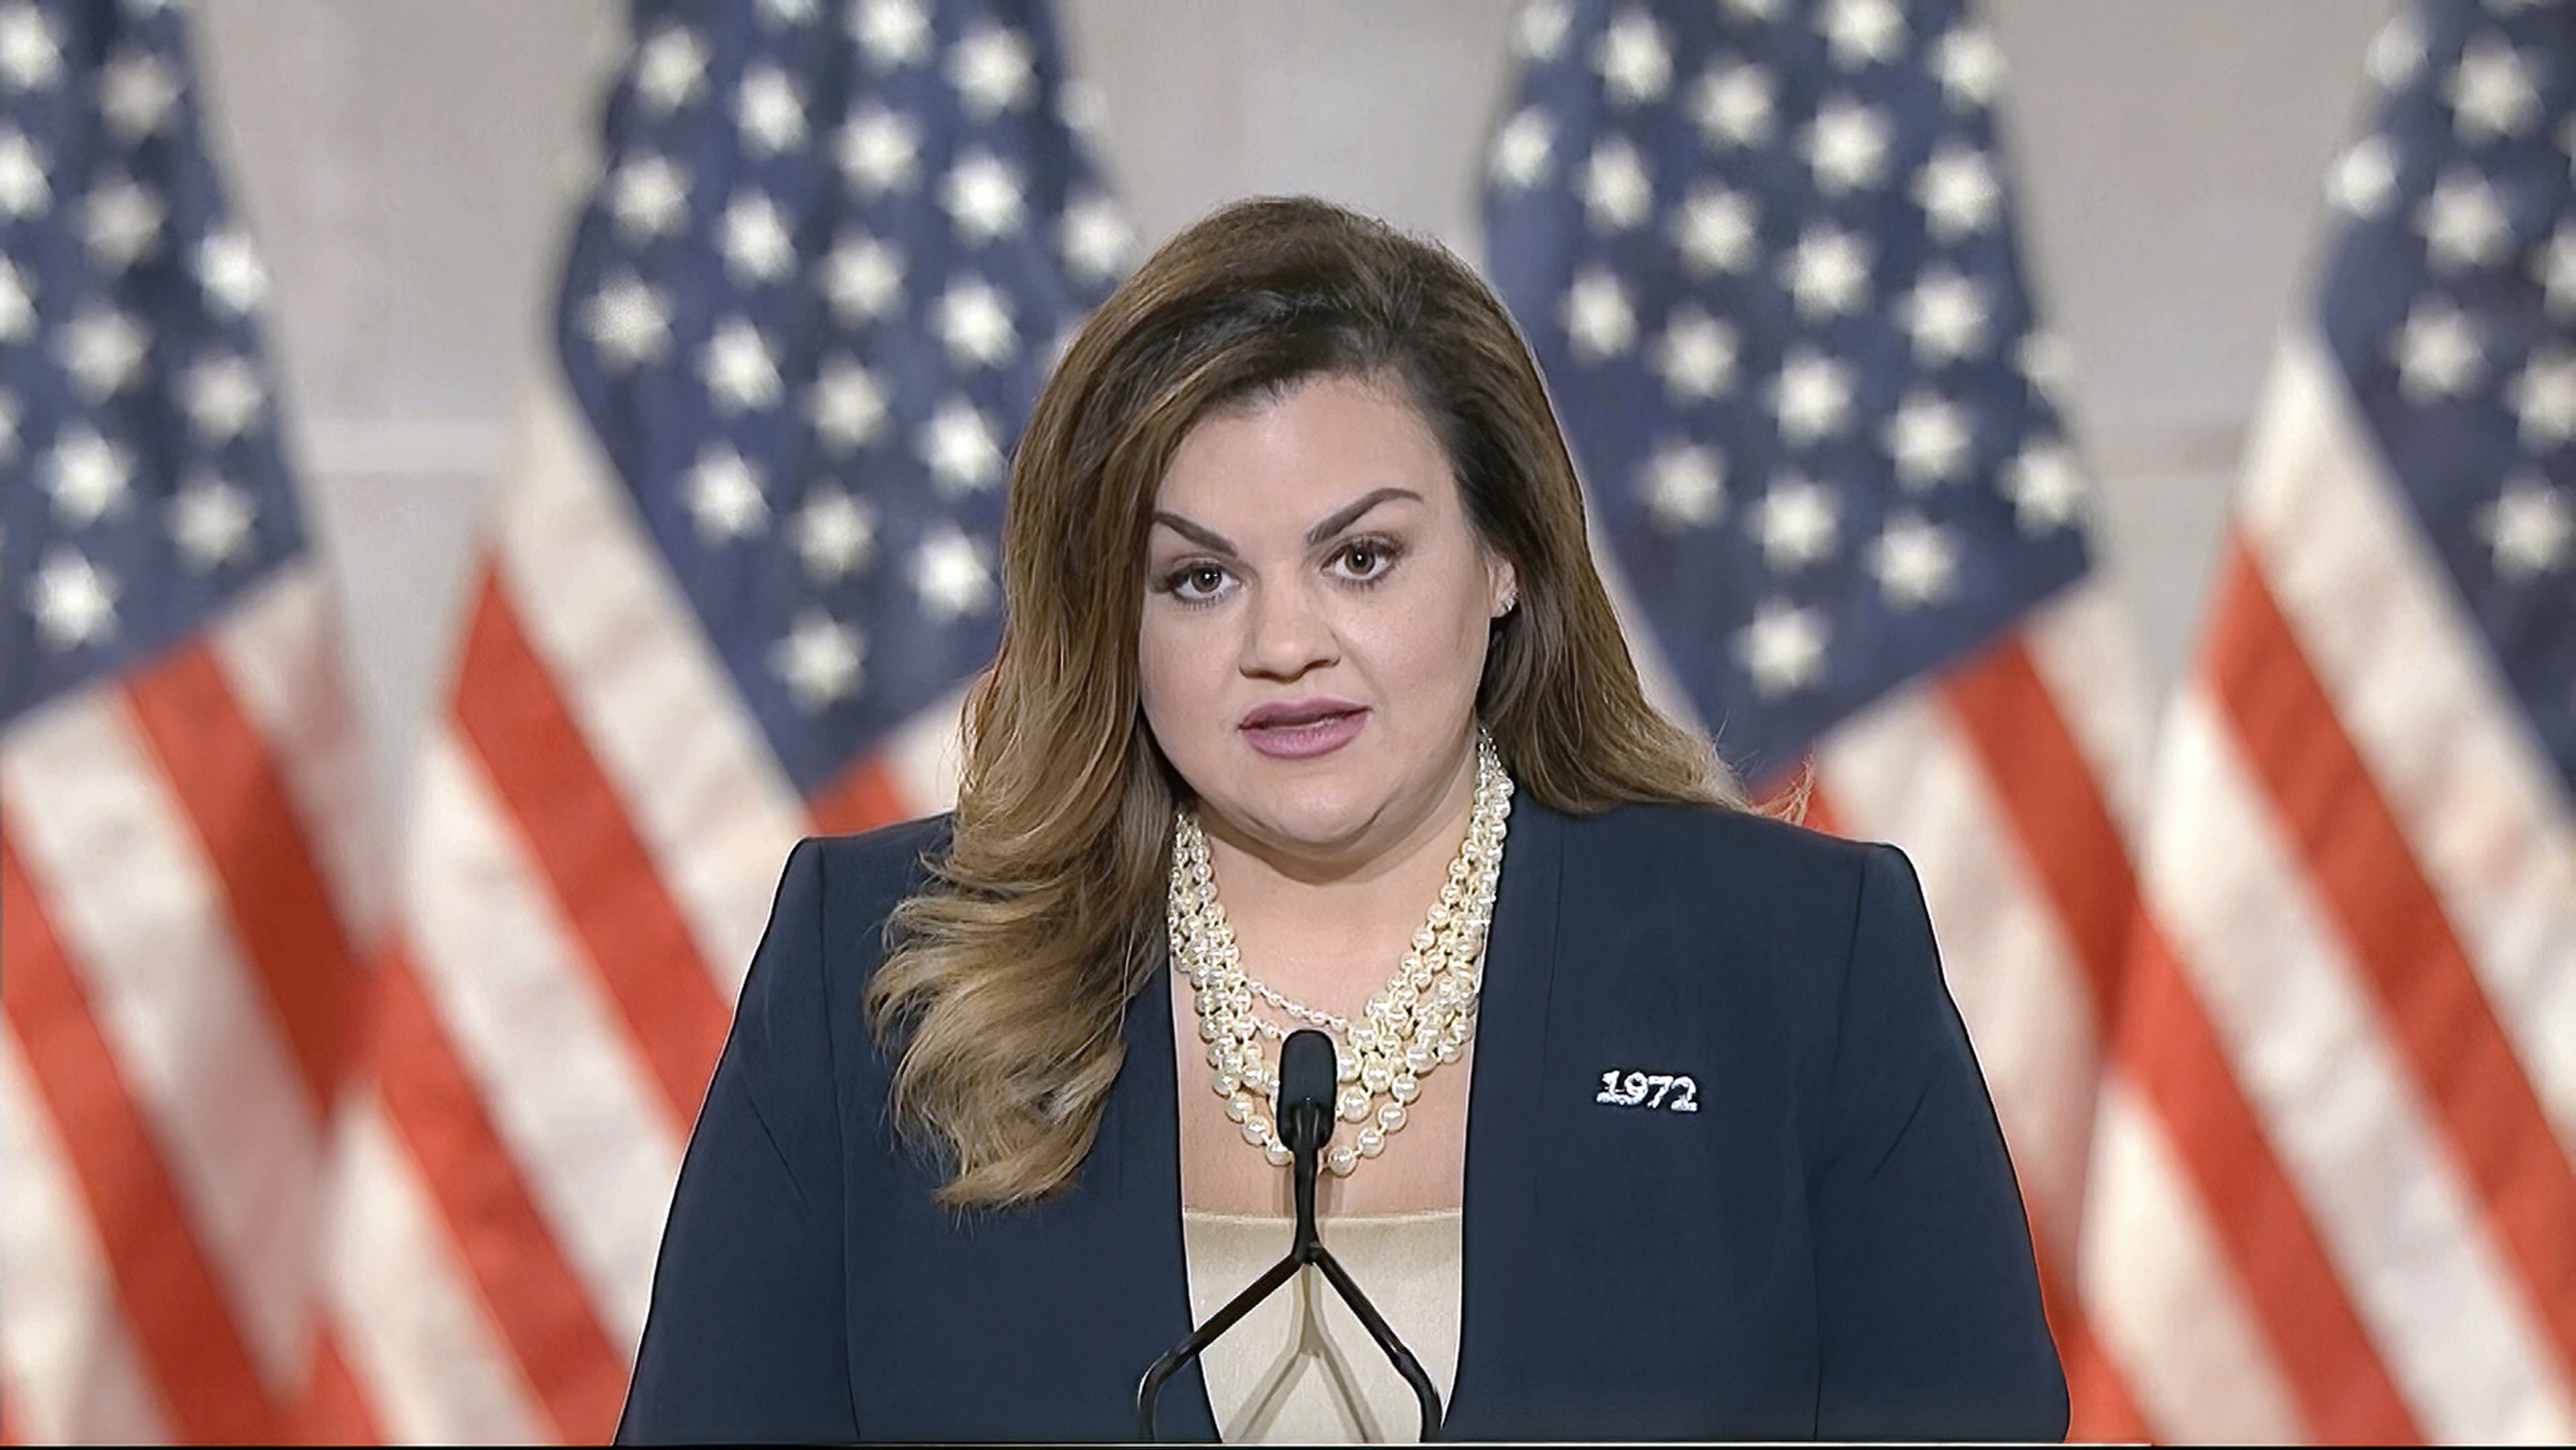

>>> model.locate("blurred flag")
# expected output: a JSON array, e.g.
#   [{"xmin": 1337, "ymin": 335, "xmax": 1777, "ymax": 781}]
[
  {"xmin": 1483, "ymin": 0, "xmax": 2156, "ymax": 1435},
  {"xmin": 2095, "ymin": 1, "xmax": 2575, "ymax": 1439},
  {"xmin": 315, "ymin": 0, "xmax": 1127, "ymax": 1439},
  {"xmin": 0, "ymin": 0, "xmax": 378, "ymax": 1441}
]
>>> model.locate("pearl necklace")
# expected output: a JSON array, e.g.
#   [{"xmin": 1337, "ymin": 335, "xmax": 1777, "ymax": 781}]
[{"xmin": 1167, "ymin": 733, "xmax": 1513, "ymax": 1176}]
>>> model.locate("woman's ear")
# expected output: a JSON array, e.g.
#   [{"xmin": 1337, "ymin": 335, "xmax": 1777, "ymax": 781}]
[{"xmin": 1489, "ymin": 558, "xmax": 1519, "ymax": 620}]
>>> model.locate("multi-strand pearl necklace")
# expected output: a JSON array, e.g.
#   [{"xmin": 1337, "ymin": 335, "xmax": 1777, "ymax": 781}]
[{"xmin": 1168, "ymin": 733, "xmax": 1513, "ymax": 1176}]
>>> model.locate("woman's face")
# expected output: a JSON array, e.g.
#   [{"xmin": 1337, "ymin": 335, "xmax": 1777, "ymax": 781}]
[{"xmin": 1139, "ymin": 372, "xmax": 1515, "ymax": 874}]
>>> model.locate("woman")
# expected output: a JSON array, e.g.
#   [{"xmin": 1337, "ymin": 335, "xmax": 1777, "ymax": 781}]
[{"xmin": 618, "ymin": 196, "xmax": 2067, "ymax": 1444}]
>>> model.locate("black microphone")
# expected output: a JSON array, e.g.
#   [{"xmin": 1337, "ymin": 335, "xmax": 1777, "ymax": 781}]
[{"xmin": 1136, "ymin": 1028, "xmax": 1445, "ymax": 1440}]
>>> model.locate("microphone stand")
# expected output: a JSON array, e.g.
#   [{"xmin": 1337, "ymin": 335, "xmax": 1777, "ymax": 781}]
[{"xmin": 1136, "ymin": 1029, "xmax": 1444, "ymax": 1441}]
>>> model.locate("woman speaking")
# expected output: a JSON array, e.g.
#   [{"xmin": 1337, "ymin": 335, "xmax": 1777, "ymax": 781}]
[{"xmin": 616, "ymin": 195, "xmax": 2068, "ymax": 1444}]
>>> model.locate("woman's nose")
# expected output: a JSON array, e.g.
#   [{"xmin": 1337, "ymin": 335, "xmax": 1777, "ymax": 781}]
[{"xmin": 1237, "ymin": 580, "xmax": 1336, "ymax": 679}]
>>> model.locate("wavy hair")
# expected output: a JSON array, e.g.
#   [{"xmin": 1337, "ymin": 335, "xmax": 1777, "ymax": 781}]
[{"xmin": 865, "ymin": 196, "xmax": 1737, "ymax": 1207}]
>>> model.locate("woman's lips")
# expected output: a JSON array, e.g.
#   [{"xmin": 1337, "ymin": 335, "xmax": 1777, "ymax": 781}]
[{"xmin": 1239, "ymin": 706, "xmax": 1367, "ymax": 759}]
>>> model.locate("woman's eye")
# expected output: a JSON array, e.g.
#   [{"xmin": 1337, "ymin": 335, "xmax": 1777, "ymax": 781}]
[
  {"xmin": 1162, "ymin": 563, "xmax": 1230, "ymax": 600},
  {"xmin": 1334, "ymin": 540, "xmax": 1397, "ymax": 580}
]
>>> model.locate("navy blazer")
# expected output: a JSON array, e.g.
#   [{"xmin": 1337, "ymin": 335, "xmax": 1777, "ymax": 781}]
[{"xmin": 619, "ymin": 798, "xmax": 2068, "ymax": 1444}]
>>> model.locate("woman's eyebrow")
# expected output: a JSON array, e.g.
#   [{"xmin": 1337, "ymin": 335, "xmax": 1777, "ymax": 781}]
[
  {"xmin": 1149, "ymin": 511, "xmax": 1234, "ymax": 554},
  {"xmin": 1304, "ymin": 487, "xmax": 1422, "ymax": 547}
]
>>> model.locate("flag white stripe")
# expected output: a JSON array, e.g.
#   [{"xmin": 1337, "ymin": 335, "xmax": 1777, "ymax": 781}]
[
  {"xmin": 210, "ymin": 566, "xmax": 386, "ymax": 936},
  {"xmin": 2150, "ymin": 688, "xmax": 2574, "ymax": 1442},
  {"xmin": 1814, "ymin": 680, "xmax": 2103, "ymax": 1242},
  {"xmin": 2021, "ymin": 581, "xmax": 2157, "ymax": 840},
  {"xmin": 882, "ymin": 681, "xmax": 970, "ymax": 819},
  {"xmin": 497, "ymin": 378, "xmax": 808, "ymax": 997},
  {"xmin": 0, "ymin": 1033, "xmax": 171, "ymax": 1446},
  {"xmin": 2237, "ymin": 342, "xmax": 2576, "ymax": 1150},
  {"xmin": 2079, "ymin": 1079, "xmax": 2302, "ymax": 1444},
  {"xmin": 405, "ymin": 730, "xmax": 683, "ymax": 1346},
  {"xmin": 0, "ymin": 696, "xmax": 321, "ymax": 1386},
  {"xmin": 322, "ymin": 1095, "xmax": 548, "ymax": 1445}
]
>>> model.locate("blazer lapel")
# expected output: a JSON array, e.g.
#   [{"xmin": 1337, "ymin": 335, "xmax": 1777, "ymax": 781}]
[
  {"xmin": 1443, "ymin": 796, "xmax": 1566, "ymax": 1439},
  {"xmin": 1119, "ymin": 960, "xmax": 1222, "ymax": 1441}
]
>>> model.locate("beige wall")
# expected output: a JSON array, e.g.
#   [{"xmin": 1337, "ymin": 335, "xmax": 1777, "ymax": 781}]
[{"xmin": 193, "ymin": 0, "xmax": 2395, "ymax": 833}]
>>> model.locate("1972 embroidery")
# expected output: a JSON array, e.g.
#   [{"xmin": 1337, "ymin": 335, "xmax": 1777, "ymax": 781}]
[{"xmin": 1595, "ymin": 1070, "xmax": 1699, "ymax": 1112}]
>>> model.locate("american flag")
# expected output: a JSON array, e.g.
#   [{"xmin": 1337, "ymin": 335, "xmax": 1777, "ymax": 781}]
[
  {"xmin": 2097, "ymin": 0, "xmax": 2575, "ymax": 1438},
  {"xmin": 1483, "ymin": 0, "xmax": 2161, "ymax": 1437},
  {"xmin": 1, "ymin": 0, "xmax": 378, "ymax": 1441},
  {"xmin": 311, "ymin": 0, "xmax": 1125, "ymax": 1439}
]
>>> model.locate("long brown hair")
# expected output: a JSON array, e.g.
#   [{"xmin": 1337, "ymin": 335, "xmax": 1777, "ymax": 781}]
[{"xmin": 865, "ymin": 196, "xmax": 1735, "ymax": 1207}]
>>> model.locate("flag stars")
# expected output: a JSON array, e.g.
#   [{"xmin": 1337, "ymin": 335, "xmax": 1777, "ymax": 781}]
[
  {"xmin": 701, "ymin": 317, "xmax": 783, "ymax": 412},
  {"xmin": 807, "ymin": 357, "xmax": 889, "ymax": 451},
  {"xmin": 685, "ymin": 445, "xmax": 770, "ymax": 543},
  {"xmin": 60, "ymin": 308, "xmax": 146, "ymax": 400},
  {"xmin": 181, "ymin": 354, "xmax": 265, "ymax": 443},
  {"xmin": 98, "ymin": 49, "xmax": 178, "ymax": 142},
  {"xmin": 855, "ymin": 0, "xmax": 931, "ymax": 68},
  {"xmin": 2479, "ymin": 475, "xmax": 2571, "ymax": 580},
  {"xmin": 912, "ymin": 527, "xmax": 997, "ymax": 620},
  {"xmin": 1654, "ymin": 307, "xmax": 1737, "ymax": 401},
  {"xmin": 2539, "ymin": 225, "xmax": 2576, "ymax": 319},
  {"xmin": 1562, "ymin": 269, "xmax": 1636, "ymax": 362},
  {"xmin": 1690, "ymin": 62, "xmax": 1774, "ymax": 149},
  {"xmin": 1640, "ymin": 443, "xmax": 1725, "ymax": 532},
  {"xmin": 1803, "ymin": 98, "xmax": 1890, "ymax": 194},
  {"xmin": 0, "ymin": 3, "xmax": 61, "ymax": 92},
  {"xmin": 1870, "ymin": 513, "xmax": 1958, "ymax": 608},
  {"xmin": 2392, "ymin": 299, "xmax": 2483, "ymax": 401},
  {"xmin": 1783, "ymin": 225, "xmax": 1871, "ymax": 319},
  {"xmin": 1886, "ymin": 393, "xmax": 1972, "ymax": 488},
  {"xmin": 1756, "ymin": 478, "xmax": 1839, "ymax": 569},
  {"xmin": 45, "ymin": 427, "xmax": 131, "ymax": 527},
  {"xmin": 171, "ymin": 478, "xmax": 256, "ymax": 570},
  {"xmin": 196, "ymin": 229, "xmax": 267, "ymax": 314},
  {"xmin": 794, "ymin": 488, "xmax": 877, "ymax": 581},
  {"xmin": 2510, "ymin": 349, "xmax": 2576, "ymax": 447},
  {"xmin": 1737, "ymin": 599, "xmax": 1826, "ymax": 697},
  {"xmin": 1931, "ymin": 27, "xmax": 2005, "ymax": 109},
  {"xmin": 2365, "ymin": 10, "xmax": 2425, "ymax": 92},
  {"xmin": 28, "ymin": 549, "xmax": 115, "ymax": 651},
  {"xmin": 1900, "ymin": 268, "xmax": 1991, "ymax": 364},
  {"xmin": 1061, "ymin": 194, "xmax": 1133, "ymax": 283},
  {"xmin": 942, "ymin": 150, "xmax": 1025, "ymax": 245},
  {"xmin": 839, "ymin": 107, "xmax": 921, "ymax": 195},
  {"xmin": 773, "ymin": 612, "xmax": 865, "ymax": 711},
  {"xmin": 735, "ymin": 65, "xmax": 806, "ymax": 154},
  {"xmin": 920, "ymin": 399, "xmax": 1003, "ymax": 492},
  {"xmin": 581, "ymin": 273, "xmax": 672, "ymax": 368},
  {"xmin": 1489, "ymin": 107, "xmax": 1555, "ymax": 191},
  {"xmin": 1594, "ymin": 10, "xmax": 1672, "ymax": 106},
  {"xmin": 0, "ymin": 127, "xmax": 46, "ymax": 218},
  {"xmin": 632, "ymin": 25, "xmax": 708, "ymax": 114},
  {"xmin": 0, "ymin": 257, "xmax": 25, "ymax": 340},
  {"xmin": 1772, "ymin": 349, "xmax": 1855, "ymax": 445},
  {"xmin": 2418, "ymin": 169, "xmax": 2511, "ymax": 272},
  {"xmin": 1822, "ymin": 0, "xmax": 1906, "ymax": 71},
  {"xmin": 822, "ymin": 232, "xmax": 904, "ymax": 324},
  {"xmin": 2329, "ymin": 135, "xmax": 2400, "ymax": 218},
  {"xmin": 1514, "ymin": 0, "xmax": 1572, "ymax": 61},
  {"xmin": 1580, "ymin": 137, "xmax": 1653, "ymax": 231},
  {"xmin": 949, "ymin": 26, "xmax": 1035, "ymax": 118},
  {"xmin": 2446, "ymin": 36, "xmax": 2539, "ymax": 142},
  {"xmin": 610, "ymin": 153, "xmax": 689, "ymax": 240},
  {"xmin": 720, "ymin": 192, "xmax": 796, "ymax": 282},
  {"xmin": 936, "ymin": 277, "xmax": 1018, "ymax": 368},
  {"xmin": 1672, "ymin": 183, "xmax": 1758, "ymax": 274},
  {"xmin": 82, "ymin": 177, "xmax": 162, "ymax": 270},
  {"xmin": 2005, "ymin": 442, "xmax": 2086, "ymax": 533},
  {"xmin": 1916, "ymin": 144, "xmax": 2001, "ymax": 242}
]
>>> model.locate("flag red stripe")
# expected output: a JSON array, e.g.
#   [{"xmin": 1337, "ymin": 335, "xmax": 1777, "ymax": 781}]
[
  {"xmin": 292, "ymin": 1323, "xmax": 383, "ymax": 1445},
  {"xmin": 367, "ymin": 943, "xmax": 629, "ymax": 1443},
  {"xmin": 118, "ymin": 641, "xmax": 367, "ymax": 1112},
  {"xmin": 1, "ymin": 824, "xmax": 279, "ymax": 1442},
  {"xmin": 2209, "ymin": 542, "xmax": 2576, "ymax": 1380},
  {"xmin": 1933, "ymin": 635, "xmax": 2417, "ymax": 1437},
  {"xmin": 450, "ymin": 572, "xmax": 729, "ymax": 1126},
  {"xmin": 809, "ymin": 752, "xmax": 914, "ymax": 836},
  {"xmin": 2118, "ymin": 909, "xmax": 2423, "ymax": 1440}
]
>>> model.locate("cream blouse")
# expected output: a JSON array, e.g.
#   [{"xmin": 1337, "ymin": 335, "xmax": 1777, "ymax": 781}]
[{"xmin": 1180, "ymin": 1209, "xmax": 1463, "ymax": 1444}]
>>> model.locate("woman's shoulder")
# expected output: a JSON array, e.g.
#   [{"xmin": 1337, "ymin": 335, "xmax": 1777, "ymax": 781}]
[
  {"xmin": 796, "ymin": 810, "xmax": 955, "ymax": 884},
  {"xmin": 1559, "ymin": 797, "xmax": 1891, "ymax": 884}
]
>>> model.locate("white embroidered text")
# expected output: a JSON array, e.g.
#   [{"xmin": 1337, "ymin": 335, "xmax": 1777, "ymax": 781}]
[{"xmin": 1595, "ymin": 1070, "xmax": 1700, "ymax": 1112}]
